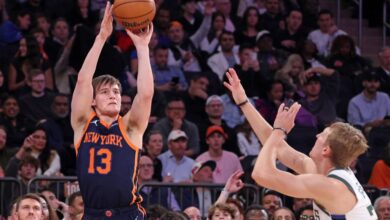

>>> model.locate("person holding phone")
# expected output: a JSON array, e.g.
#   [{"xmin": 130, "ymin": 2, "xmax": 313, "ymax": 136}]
[{"xmin": 152, "ymin": 45, "xmax": 188, "ymax": 95}]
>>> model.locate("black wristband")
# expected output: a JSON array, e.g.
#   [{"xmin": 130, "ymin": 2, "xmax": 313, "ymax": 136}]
[
  {"xmin": 273, "ymin": 127, "xmax": 288, "ymax": 139},
  {"xmin": 237, "ymin": 99, "xmax": 249, "ymax": 107}
]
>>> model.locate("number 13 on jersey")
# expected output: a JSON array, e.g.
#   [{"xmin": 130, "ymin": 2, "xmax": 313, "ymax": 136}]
[{"xmin": 88, "ymin": 147, "xmax": 112, "ymax": 174}]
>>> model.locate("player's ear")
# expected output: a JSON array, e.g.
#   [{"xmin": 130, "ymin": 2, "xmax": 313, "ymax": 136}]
[
  {"xmin": 322, "ymin": 145, "xmax": 332, "ymax": 157},
  {"xmin": 91, "ymin": 99, "xmax": 96, "ymax": 107}
]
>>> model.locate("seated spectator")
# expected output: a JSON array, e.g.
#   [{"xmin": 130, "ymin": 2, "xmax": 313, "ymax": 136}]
[
  {"xmin": 275, "ymin": 54, "xmax": 306, "ymax": 95},
  {"xmin": 153, "ymin": 96, "xmax": 200, "ymax": 156},
  {"xmin": 40, "ymin": 188, "xmax": 63, "ymax": 219},
  {"xmin": 27, "ymin": 125, "xmax": 61, "ymax": 176},
  {"xmin": 275, "ymin": 9, "xmax": 306, "ymax": 54},
  {"xmin": 152, "ymin": 45, "xmax": 188, "ymax": 94},
  {"xmin": 236, "ymin": 119, "xmax": 261, "ymax": 157},
  {"xmin": 375, "ymin": 47, "xmax": 390, "ymax": 96},
  {"xmin": 0, "ymin": 126, "xmax": 18, "ymax": 169},
  {"xmin": 255, "ymin": 80, "xmax": 284, "ymax": 124},
  {"xmin": 300, "ymin": 39, "xmax": 326, "ymax": 69},
  {"xmin": 198, "ymin": 95, "xmax": 239, "ymax": 155},
  {"xmin": 261, "ymin": 189, "xmax": 283, "ymax": 218},
  {"xmin": 296, "ymin": 205, "xmax": 314, "ymax": 220},
  {"xmin": 226, "ymin": 198, "xmax": 245, "ymax": 220},
  {"xmin": 259, "ymin": 0, "xmax": 284, "ymax": 36},
  {"xmin": 273, "ymin": 207, "xmax": 295, "ymax": 220},
  {"xmin": 221, "ymin": 92, "xmax": 247, "ymax": 129},
  {"xmin": 199, "ymin": 12, "xmax": 225, "ymax": 55},
  {"xmin": 0, "ymin": 96, "xmax": 27, "ymax": 147},
  {"xmin": 19, "ymin": 69, "xmax": 55, "ymax": 127},
  {"xmin": 120, "ymin": 93, "xmax": 132, "ymax": 116},
  {"xmin": 299, "ymin": 68, "xmax": 339, "ymax": 130},
  {"xmin": 147, "ymin": 205, "xmax": 169, "ymax": 220},
  {"xmin": 14, "ymin": 194, "xmax": 43, "ymax": 220},
  {"xmin": 256, "ymin": 30, "xmax": 288, "ymax": 81},
  {"xmin": 233, "ymin": 44, "xmax": 265, "ymax": 98},
  {"xmin": 184, "ymin": 206, "xmax": 201, "ymax": 220},
  {"xmin": 347, "ymin": 70, "xmax": 390, "ymax": 131},
  {"xmin": 158, "ymin": 130, "xmax": 195, "ymax": 182},
  {"xmin": 368, "ymin": 144, "xmax": 390, "ymax": 189},
  {"xmin": 327, "ymin": 35, "xmax": 371, "ymax": 119},
  {"xmin": 374, "ymin": 196, "xmax": 390, "ymax": 220},
  {"xmin": 234, "ymin": 6, "xmax": 262, "ymax": 48},
  {"xmin": 291, "ymin": 198, "xmax": 312, "ymax": 216},
  {"xmin": 36, "ymin": 14, "xmax": 51, "ymax": 38},
  {"xmin": 68, "ymin": 0, "xmax": 99, "ymax": 28},
  {"xmin": 178, "ymin": 0, "xmax": 203, "ymax": 36},
  {"xmin": 161, "ymin": 211, "xmax": 189, "ymax": 220},
  {"xmin": 207, "ymin": 31, "xmax": 239, "ymax": 81},
  {"xmin": 181, "ymin": 74, "xmax": 209, "ymax": 124},
  {"xmin": 44, "ymin": 18, "xmax": 70, "ymax": 64},
  {"xmin": 138, "ymin": 155, "xmax": 181, "ymax": 211},
  {"xmin": 244, "ymin": 205, "xmax": 269, "ymax": 220},
  {"xmin": 66, "ymin": 191, "xmax": 84, "ymax": 220},
  {"xmin": 215, "ymin": 0, "xmax": 236, "ymax": 32},
  {"xmin": 196, "ymin": 125, "xmax": 243, "ymax": 183},
  {"xmin": 208, "ymin": 203, "xmax": 236, "ymax": 220},
  {"xmin": 36, "ymin": 193, "xmax": 58, "ymax": 220},
  {"xmin": 144, "ymin": 130, "xmax": 164, "ymax": 181},
  {"xmin": 130, "ymin": 31, "xmax": 159, "ymax": 74},
  {"xmin": 307, "ymin": 9, "xmax": 349, "ymax": 57}
]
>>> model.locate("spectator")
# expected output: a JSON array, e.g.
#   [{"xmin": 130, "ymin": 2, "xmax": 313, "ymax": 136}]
[
  {"xmin": 368, "ymin": 144, "xmax": 390, "ymax": 189},
  {"xmin": 144, "ymin": 130, "xmax": 164, "ymax": 181},
  {"xmin": 208, "ymin": 203, "xmax": 236, "ymax": 220},
  {"xmin": 36, "ymin": 13, "xmax": 51, "ymax": 38},
  {"xmin": 221, "ymin": 92, "xmax": 246, "ymax": 129},
  {"xmin": 291, "ymin": 198, "xmax": 312, "ymax": 215},
  {"xmin": 14, "ymin": 194, "xmax": 43, "ymax": 220},
  {"xmin": 13, "ymin": 10, "xmax": 32, "ymax": 36},
  {"xmin": 147, "ymin": 205, "xmax": 169, "ymax": 220},
  {"xmin": 259, "ymin": 0, "xmax": 284, "ymax": 36},
  {"xmin": 178, "ymin": 0, "xmax": 203, "ymax": 36},
  {"xmin": 26, "ymin": 126, "xmax": 61, "ymax": 176},
  {"xmin": 196, "ymin": 125, "xmax": 243, "ymax": 183},
  {"xmin": 299, "ymin": 68, "xmax": 339, "ymax": 130},
  {"xmin": 0, "ymin": 126, "xmax": 18, "ymax": 169},
  {"xmin": 152, "ymin": 45, "xmax": 188, "ymax": 94},
  {"xmin": 300, "ymin": 39, "xmax": 325, "ymax": 69},
  {"xmin": 273, "ymin": 207, "xmax": 295, "ymax": 220},
  {"xmin": 296, "ymin": 205, "xmax": 314, "ymax": 220},
  {"xmin": 68, "ymin": 0, "xmax": 99, "ymax": 28},
  {"xmin": 374, "ymin": 196, "xmax": 390, "ymax": 220},
  {"xmin": 161, "ymin": 211, "xmax": 189, "ymax": 220},
  {"xmin": 130, "ymin": 31, "xmax": 159, "ymax": 74},
  {"xmin": 255, "ymin": 80, "xmax": 284, "ymax": 124},
  {"xmin": 45, "ymin": 18, "xmax": 69, "ymax": 63},
  {"xmin": 40, "ymin": 189, "xmax": 63, "ymax": 219},
  {"xmin": 275, "ymin": 54, "xmax": 306, "ymax": 95},
  {"xmin": 19, "ymin": 69, "xmax": 55, "ymax": 128},
  {"xmin": 232, "ymin": 44, "xmax": 264, "ymax": 98},
  {"xmin": 0, "ymin": 96, "xmax": 28, "ymax": 148},
  {"xmin": 275, "ymin": 9, "xmax": 306, "ymax": 54},
  {"xmin": 236, "ymin": 119, "xmax": 261, "ymax": 157},
  {"xmin": 215, "ymin": 0, "xmax": 236, "ymax": 32},
  {"xmin": 120, "ymin": 93, "xmax": 132, "ymax": 116},
  {"xmin": 261, "ymin": 190, "xmax": 282, "ymax": 218},
  {"xmin": 244, "ymin": 205, "xmax": 269, "ymax": 220},
  {"xmin": 184, "ymin": 206, "xmax": 201, "ymax": 220},
  {"xmin": 154, "ymin": 7, "xmax": 172, "ymax": 47},
  {"xmin": 153, "ymin": 96, "xmax": 200, "ymax": 156},
  {"xmin": 31, "ymin": 28, "xmax": 49, "ymax": 61},
  {"xmin": 138, "ymin": 155, "xmax": 181, "ymax": 211},
  {"xmin": 37, "ymin": 193, "xmax": 58, "ymax": 220},
  {"xmin": 66, "ymin": 191, "xmax": 84, "ymax": 220},
  {"xmin": 158, "ymin": 130, "xmax": 195, "ymax": 182},
  {"xmin": 234, "ymin": 6, "xmax": 262, "ymax": 48},
  {"xmin": 307, "ymin": 9, "xmax": 348, "ymax": 57},
  {"xmin": 375, "ymin": 47, "xmax": 390, "ymax": 96},
  {"xmin": 181, "ymin": 74, "xmax": 209, "ymax": 124},
  {"xmin": 347, "ymin": 70, "xmax": 390, "ymax": 130},
  {"xmin": 327, "ymin": 35, "xmax": 371, "ymax": 120},
  {"xmin": 226, "ymin": 198, "xmax": 245, "ymax": 220},
  {"xmin": 207, "ymin": 31, "xmax": 239, "ymax": 81},
  {"xmin": 198, "ymin": 95, "xmax": 239, "ymax": 155},
  {"xmin": 255, "ymin": 30, "xmax": 288, "ymax": 81},
  {"xmin": 199, "ymin": 12, "xmax": 225, "ymax": 55}
]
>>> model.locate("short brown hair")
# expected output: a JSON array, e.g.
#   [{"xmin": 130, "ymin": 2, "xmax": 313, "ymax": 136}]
[
  {"xmin": 18, "ymin": 155, "xmax": 40, "ymax": 171},
  {"xmin": 28, "ymin": 69, "xmax": 44, "ymax": 81},
  {"xmin": 15, "ymin": 193, "xmax": 42, "ymax": 211},
  {"xmin": 208, "ymin": 203, "xmax": 236, "ymax": 219},
  {"xmin": 92, "ymin": 74, "xmax": 122, "ymax": 97},
  {"xmin": 326, "ymin": 122, "xmax": 368, "ymax": 167}
]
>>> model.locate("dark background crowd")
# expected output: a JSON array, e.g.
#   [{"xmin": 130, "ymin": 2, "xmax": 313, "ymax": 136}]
[{"xmin": 0, "ymin": 0, "xmax": 390, "ymax": 219}]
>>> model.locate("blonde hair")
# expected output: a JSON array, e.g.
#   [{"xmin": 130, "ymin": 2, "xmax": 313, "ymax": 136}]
[
  {"xmin": 275, "ymin": 54, "xmax": 305, "ymax": 90},
  {"xmin": 326, "ymin": 122, "xmax": 368, "ymax": 168}
]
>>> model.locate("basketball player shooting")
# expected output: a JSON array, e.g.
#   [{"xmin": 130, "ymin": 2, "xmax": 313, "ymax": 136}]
[
  {"xmin": 224, "ymin": 68, "xmax": 378, "ymax": 219},
  {"xmin": 70, "ymin": 2, "xmax": 153, "ymax": 219}
]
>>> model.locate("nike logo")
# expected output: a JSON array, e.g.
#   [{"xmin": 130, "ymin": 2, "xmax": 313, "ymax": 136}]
[
  {"xmin": 110, "ymin": 122, "xmax": 118, "ymax": 128},
  {"xmin": 91, "ymin": 120, "xmax": 99, "ymax": 126}
]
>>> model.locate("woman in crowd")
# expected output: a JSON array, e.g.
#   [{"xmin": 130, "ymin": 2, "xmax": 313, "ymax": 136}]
[{"xmin": 235, "ymin": 6, "xmax": 262, "ymax": 47}]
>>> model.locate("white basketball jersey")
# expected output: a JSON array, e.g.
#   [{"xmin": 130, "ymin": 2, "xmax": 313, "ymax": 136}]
[{"xmin": 312, "ymin": 168, "xmax": 378, "ymax": 220}]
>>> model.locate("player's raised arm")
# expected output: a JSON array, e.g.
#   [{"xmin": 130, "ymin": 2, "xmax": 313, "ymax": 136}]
[
  {"xmin": 224, "ymin": 68, "xmax": 316, "ymax": 174},
  {"xmin": 71, "ymin": 2, "xmax": 113, "ymax": 129},
  {"xmin": 123, "ymin": 24, "xmax": 154, "ymax": 135}
]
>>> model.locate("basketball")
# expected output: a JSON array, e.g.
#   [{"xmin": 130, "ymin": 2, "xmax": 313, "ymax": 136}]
[{"xmin": 113, "ymin": 0, "xmax": 156, "ymax": 31}]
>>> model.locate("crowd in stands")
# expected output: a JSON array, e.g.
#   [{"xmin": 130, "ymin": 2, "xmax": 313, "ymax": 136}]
[{"xmin": 1, "ymin": 0, "xmax": 390, "ymax": 219}]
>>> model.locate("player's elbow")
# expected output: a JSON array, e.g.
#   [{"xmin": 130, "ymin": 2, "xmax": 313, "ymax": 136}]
[{"xmin": 251, "ymin": 169, "xmax": 272, "ymax": 186}]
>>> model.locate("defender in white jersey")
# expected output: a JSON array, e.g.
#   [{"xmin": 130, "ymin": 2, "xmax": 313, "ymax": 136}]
[{"xmin": 224, "ymin": 68, "xmax": 378, "ymax": 220}]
